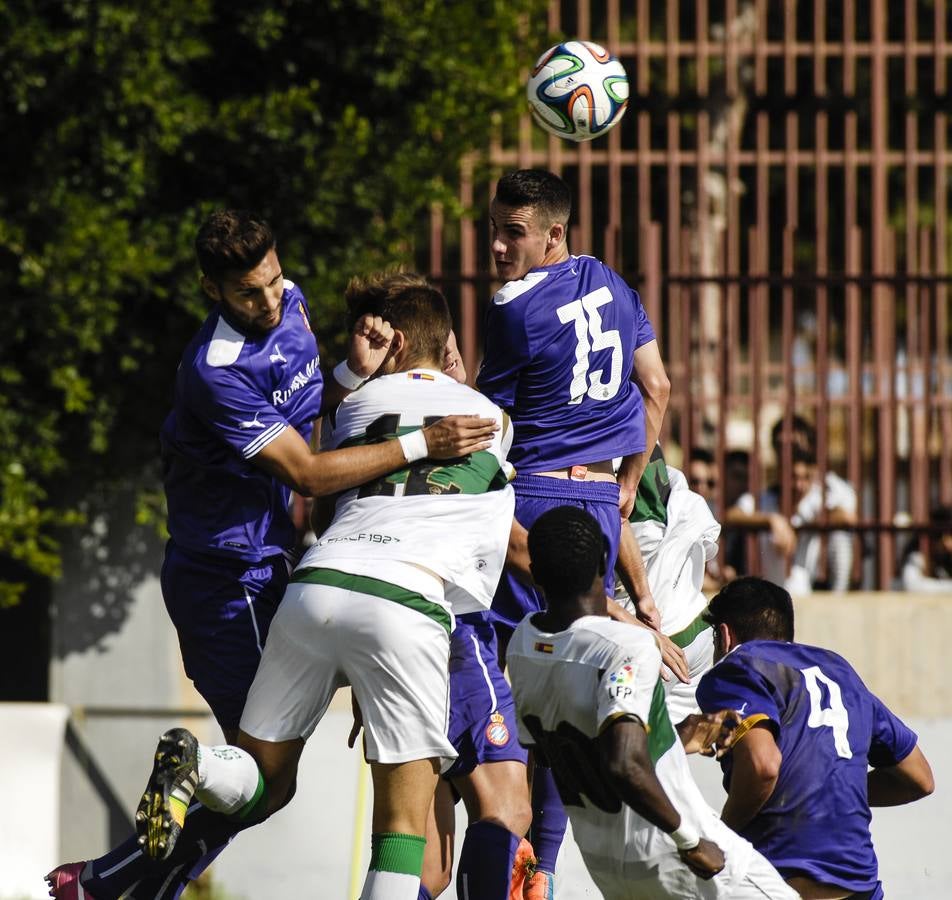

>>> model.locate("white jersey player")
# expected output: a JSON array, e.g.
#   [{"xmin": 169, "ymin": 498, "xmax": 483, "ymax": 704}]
[
  {"xmin": 615, "ymin": 445, "xmax": 719, "ymax": 723},
  {"xmin": 131, "ymin": 274, "xmax": 514, "ymax": 900},
  {"xmin": 508, "ymin": 505, "xmax": 797, "ymax": 900}
]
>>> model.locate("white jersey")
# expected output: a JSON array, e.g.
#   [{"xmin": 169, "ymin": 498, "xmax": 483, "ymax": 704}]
[
  {"xmin": 507, "ymin": 614, "xmax": 756, "ymax": 898},
  {"xmin": 298, "ymin": 369, "xmax": 515, "ymax": 616},
  {"xmin": 627, "ymin": 466, "xmax": 720, "ymax": 635}
]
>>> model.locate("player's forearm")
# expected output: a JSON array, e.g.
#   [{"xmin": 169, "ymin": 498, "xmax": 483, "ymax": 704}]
[
  {"xmin": 505, "ymin": 517, "xmax": 534, "ymax": 585},
  {"xmin": 601, "ymin": 725, "xmax": 682, "ymax": 833},
  {"xmin": 720, "ymin": 727, "xmax": 780, "ymax": 830},
  {"xmin": 720, "ymin": 778, "xmax": 774, "ymax": 831},
  {"xmin": 615, "ymin": 524, "xmax": 652, "ymax": 603},
  {"xmin": 282, "ymin": 441, "xmax": 408, "ymax": 497}
]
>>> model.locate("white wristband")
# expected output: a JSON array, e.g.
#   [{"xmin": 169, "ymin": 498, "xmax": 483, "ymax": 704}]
[
  {"xmin": 397, "ymin": 429, "xmax": 429, "ymax": 463},
  {"xmin": 670, "ymin": 822, "xmax": 700, "ymax": 851},
  {"xmin": 333, "ymin": 360, "xmax": 367, "ymax": 392}
]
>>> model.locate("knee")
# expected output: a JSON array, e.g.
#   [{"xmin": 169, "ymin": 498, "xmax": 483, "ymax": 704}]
[{"xmin": 482, "ymin": 791, "xmax": 532, "ymax": 837}]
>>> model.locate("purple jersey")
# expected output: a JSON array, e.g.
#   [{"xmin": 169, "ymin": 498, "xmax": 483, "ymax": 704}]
[
  {"xmin": 696, "ymin": 640, "xmax": 917, "ymax": 892},
  {"xmin": 161, "ymin": 281, "xmax": 324, "ymax": 562},
  {"xmin": 476, "ymin": 255, "xmax": 655, "ymax": 472}
]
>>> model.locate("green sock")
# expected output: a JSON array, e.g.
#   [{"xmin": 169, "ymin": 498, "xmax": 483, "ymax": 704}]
[
  {"xmin": 232, "ymin": 772, "xmax": 268, "ymax": 822},
  {"xmin": 361, "ymin": 832, "xmax": 426, "ymax": 899}
]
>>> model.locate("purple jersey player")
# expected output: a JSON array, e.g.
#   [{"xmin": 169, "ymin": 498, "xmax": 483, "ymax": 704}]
[
  {"xmin": 473, "ymin": 168, "xmax": 670, "ymax": 895},
  {"xmin": 697, "ymin": 577, "xmax": 934, "ymax": 899},
  {"xmin": 48, "ymin": 211, "xmax": 499, "ymax": 900}
]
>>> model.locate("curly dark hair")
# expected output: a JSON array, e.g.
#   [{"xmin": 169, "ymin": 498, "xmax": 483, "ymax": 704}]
[{"xmin": 528, "ymin": 505, "xmax": 606, "ymax": 600}]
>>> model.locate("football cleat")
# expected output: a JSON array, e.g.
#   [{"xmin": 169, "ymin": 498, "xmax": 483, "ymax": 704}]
[
  {"xmin": 510, "ymin": 838, "xmax": 537, "ymax": 900},
  {"xmin": 135, "ymin": 727, "xmax": 200, "ymax": 860},
  {"xmin": 523, "ymin": 867, "xmax": 555, "ymax": 900},
  {"xmin": 45, "ymin": 862, "xmax": 96, "ymax": 899}
]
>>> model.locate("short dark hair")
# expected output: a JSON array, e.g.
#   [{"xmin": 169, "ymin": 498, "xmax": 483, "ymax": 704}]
[
  {"xmin": 345, "ymin": 271, "xmax": 451, "ymax": 366},
  {"xmin": 771, "ymin": 414, "xmax": 816, "ymax": 456},
  {"xmin": 494, "ymin": 169, "xmax": 572, "ymax": 228},
  {"xmin": 196, "ymin": 210, "xmax": 276, "ymax": 282},
  {"xmin": 528, "ymin": 505, "xmax": 605, "ymax": 600},
  {"xmin": 703, "ymin": 576, "xmax": 795, "ymax": 642},
  {"xmin": 725, "ymin": 449, "xmax": 750, "ymax": 468},
  {"xmin": 690, "ymin": 446, "xmax": 715, "ymax": 465}
]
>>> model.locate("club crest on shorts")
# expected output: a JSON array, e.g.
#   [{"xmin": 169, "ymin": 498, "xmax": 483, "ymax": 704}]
[{"xmin": 485, "ymin": 711, "xmax": 510, "ymax": 746}]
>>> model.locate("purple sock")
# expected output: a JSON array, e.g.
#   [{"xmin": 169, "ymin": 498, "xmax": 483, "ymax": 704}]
[
  {"xmin": 530, "ymin": 764, "xmax": 568, "ymax": 873},
  {"xmin": 455, "ymin": 820, "xmax": 521, "ymax": 899},
  {"xmin": 84, "ymin": 805, "xmax": 254, "ymax": 897},
  {"xmin": 417, "ymin": 886, "xmax": 434, "ymax": 900}
]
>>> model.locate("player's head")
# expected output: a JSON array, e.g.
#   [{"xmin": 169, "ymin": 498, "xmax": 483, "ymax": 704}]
[
  {"xmin": 196, "ymin": 210, "xmax": 283, "ymax": 334},
  {"xmin": 345, "ymin": 271, "xmax": 451, "ymax": 374},
  {"xmin": 703, "ymin": 576, "xmax": 794, "ymax": 661},
  {"xmin": 688, "ymin": 446, "xmax": 717, "ymax": 501},
  {"xmin": 490, "ymin": 169, "xmax": 571, "ymax": 282},
  {"xmin": 528, "ymin": 505, "xmax": 606, "ymax": 609}
]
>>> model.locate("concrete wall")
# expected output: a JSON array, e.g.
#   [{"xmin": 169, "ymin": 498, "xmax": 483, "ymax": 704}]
[{"xmin": 28, "ymin": 581, "xmax": 952, "ymax": 900}]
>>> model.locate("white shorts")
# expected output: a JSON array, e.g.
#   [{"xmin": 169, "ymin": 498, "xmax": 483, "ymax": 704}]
[
  {"xmin": 239, "ymin": 570, "xmax": 456, "ymax": 770},
  {"xmin": 582, "ymin": 813, "xmax": 797, "ymax": 900},
  {"xmin": 585, "ymin": 846, "xmax": 797, "ymax": 900}
]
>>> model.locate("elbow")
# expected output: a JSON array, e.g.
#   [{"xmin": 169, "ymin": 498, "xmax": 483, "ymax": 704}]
[
  {"xmin": 914, "ymin": 767, "xmax": 936, "ymax": 799},
  {"xmin": 644, "ymin": 372, "xmax": 671, "ymax": 408}
]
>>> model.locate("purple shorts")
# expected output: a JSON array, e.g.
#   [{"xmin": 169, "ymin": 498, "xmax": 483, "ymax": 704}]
[
  {"xmin": 161, "ymin": 541, "xmax": 288, "ymax": 731},
  {"xmin": 490, "ymin": 474, "xmax": 622, "ymax": 637},
  {"xmin": 445, "ymin": 612, "xmax": 528, "ymax": 779}
]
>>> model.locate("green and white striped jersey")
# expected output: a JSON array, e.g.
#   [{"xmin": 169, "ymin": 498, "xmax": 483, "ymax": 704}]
[{"xmin": 299, "ymin": 369, "xmax": 515, "ymax": 617}]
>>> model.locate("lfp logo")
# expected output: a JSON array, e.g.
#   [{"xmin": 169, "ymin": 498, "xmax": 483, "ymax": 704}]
[
  {"xmin": 607, "ymin": 664, "xmax": 635, "ymax": 698},
  {"xmin": 609, "ymin": 664, "xmax": 634, "ymax": 685}
]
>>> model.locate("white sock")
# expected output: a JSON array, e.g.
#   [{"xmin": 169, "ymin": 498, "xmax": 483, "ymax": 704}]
[
  {"xmin": 195, "ymin": 743, "xmax": 262, "ymax": 814},
  {"xmin": 360, "ymin": 870, "xmax": 420, "ymax": 900}
]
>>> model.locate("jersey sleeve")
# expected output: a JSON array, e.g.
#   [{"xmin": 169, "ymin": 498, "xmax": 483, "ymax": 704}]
[
  {"xmin": 188, "ymin": 365, "xmax": 289, "ymax": 460},
  {"xmin": 475, "ymin": 301, "xmax": 530, "ymax": 410},
  {"xmin": 867, "ymin": 693, "xmax": 918, "ymax": 768},
  {"xmin": 630, "ymin": 289, "xmax": 656, "ymax": 350},
  {"xmin": 696, "ymin": 654, "xmax": 782, "ymax": 738},
  {"xmin": 595, "ymin": 635, "xmax": 662, "ymax": 734}
]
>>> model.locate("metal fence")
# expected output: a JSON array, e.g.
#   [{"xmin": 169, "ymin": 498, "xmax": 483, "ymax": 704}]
[{"xmin": 421, "ymin": 0, "xmax": 952, "ymax": 589}]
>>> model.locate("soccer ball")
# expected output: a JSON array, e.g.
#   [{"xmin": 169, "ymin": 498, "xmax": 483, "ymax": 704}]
[{"xmin": 526, "ymin": 40, "xmax": 629, "ymax": 142}]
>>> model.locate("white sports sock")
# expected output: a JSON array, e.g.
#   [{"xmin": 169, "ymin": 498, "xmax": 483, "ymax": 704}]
[
  {"xmin": 195, "ymin": 743, "xmax": 262, "ymax": 814},
  {"xmin": 359, "ymin": 869, "xmax": 420, "ymax": 899}
]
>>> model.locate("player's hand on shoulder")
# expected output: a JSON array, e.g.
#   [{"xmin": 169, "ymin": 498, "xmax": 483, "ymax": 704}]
[
  {"xmin": 677, "ymin": 709, "xmax": 741, "ymax": 758},
  {"xmin": 678, "ymin": 838, "xmax": 725, "ymax": 880},
  {"xmin": 348, "ymin": 314, "xmax": 395, "ymax": 378},
  {"xmin": 423, "ymin": 415, "xmax": 498, "ymax": 459}
]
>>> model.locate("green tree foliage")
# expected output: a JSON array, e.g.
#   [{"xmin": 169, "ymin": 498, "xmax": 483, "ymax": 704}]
[{"xmin": 0, "ymin": 0, "xmax": 547, "ymax": 604}]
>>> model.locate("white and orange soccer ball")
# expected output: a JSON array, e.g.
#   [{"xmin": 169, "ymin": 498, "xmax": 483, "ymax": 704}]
[{"xmin": 526, "ymin": 40, "xmax": 629, "ymax": 142}]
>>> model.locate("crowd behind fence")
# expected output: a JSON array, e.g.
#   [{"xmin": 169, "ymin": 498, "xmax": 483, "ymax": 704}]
[{"xmin": 420, "ymin": 0, "xmax": 952, "ymax": 590}]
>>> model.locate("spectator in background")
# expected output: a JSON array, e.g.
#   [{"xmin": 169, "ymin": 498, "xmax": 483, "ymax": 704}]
[
  {"xmin": 720, "ymin": 450, "xmax": 751, "ymax": 579},
  {"xmin": 727, "ymin": 416, "xmax": 857, "ymax": 594},
  {"xmin": 687, "ymin": 446, "xmax": 718, "ymax": 513},
  {"xmin": 900, "ymin": 505, "xmax": 952, "ymax": 593}
]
